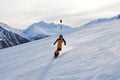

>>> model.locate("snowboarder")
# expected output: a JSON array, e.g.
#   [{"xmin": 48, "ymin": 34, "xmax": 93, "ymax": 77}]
[{"xmin": 53, "ymin": 35, "xmax": 66, "ymax": 58}]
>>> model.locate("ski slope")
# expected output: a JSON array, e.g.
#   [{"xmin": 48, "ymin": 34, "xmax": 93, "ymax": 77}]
[{"xmin": 0, "ymin": 19, "xmax": 120, "ymax": 80}]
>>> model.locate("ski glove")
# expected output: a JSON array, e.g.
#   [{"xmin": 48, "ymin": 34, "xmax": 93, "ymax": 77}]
[{"xmin": 53, "ymin": 43, "xmax": 56, "ymax": 45}]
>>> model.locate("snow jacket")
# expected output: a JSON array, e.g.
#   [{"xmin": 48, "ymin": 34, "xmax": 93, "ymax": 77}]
[{"xmin": 54, "ymin": 38, "xmax": 66, "ymax": 48}]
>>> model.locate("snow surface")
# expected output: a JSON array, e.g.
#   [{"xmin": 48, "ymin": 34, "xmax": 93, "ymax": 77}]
[{"xmin": 0, "ymin": 19, "xmax": 120, "ymax": 80}]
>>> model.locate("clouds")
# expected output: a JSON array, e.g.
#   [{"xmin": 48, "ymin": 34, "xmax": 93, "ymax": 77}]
[{"xmin": 0, "ymin": 0, "xmax": 120, "ymax": 28}]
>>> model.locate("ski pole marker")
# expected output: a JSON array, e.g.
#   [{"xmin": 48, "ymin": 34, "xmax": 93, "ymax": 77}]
[{"xmin": 60, "ymin": 19, "xmax": 62, "ymax": 33}]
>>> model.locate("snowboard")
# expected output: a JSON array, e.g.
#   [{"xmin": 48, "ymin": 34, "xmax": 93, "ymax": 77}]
[{"xmin": 54, "ymin": 53, "xmax": 59, "ymax": 58}]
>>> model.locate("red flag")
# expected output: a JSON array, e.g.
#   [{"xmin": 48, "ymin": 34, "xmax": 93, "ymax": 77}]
[{"xmin": 60, "ymin": 19, "xmax": 62, "ymax": 23}]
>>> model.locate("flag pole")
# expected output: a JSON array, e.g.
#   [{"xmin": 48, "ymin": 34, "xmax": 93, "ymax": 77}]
[{"xmin": 60, "ymin": 19, "xmax": 62, "ymax": 34}]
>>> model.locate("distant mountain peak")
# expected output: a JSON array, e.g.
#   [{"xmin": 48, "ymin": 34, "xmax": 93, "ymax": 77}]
[
  {"xmin": 0, "ymin": 22, "xmax": 22, "ymax": 34},
  {"xmin": 83, "ymin": 14, "xmax": 120, "ymax": 26},
  {"xmin": 39, "ymin": 20, "xmax": 46, "ymax": 24},
  {"xmin": 34, "ymin": 21, "xmax": 57, "ymax": 26},
  {"xmin": 22, "ymin": 21, "xmax": 72, "ymax": 40}
]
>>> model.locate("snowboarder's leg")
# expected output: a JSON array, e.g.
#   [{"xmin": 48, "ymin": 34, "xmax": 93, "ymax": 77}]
[
  {"xmin": 54, "ymin": 50, "xmax": 59, "ymax": 58},
  {"xmin": 54, "ymin": 48, "xmax": 61, "ymax": 58}
]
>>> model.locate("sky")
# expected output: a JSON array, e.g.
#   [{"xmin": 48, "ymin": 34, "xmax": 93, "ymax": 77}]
[{"xmin": 0, "ymin": 0, "xmax": 120, "ymax": 29}]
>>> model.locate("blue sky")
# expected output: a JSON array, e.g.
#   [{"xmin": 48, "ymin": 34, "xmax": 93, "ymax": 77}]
[{"xmin": 0, "ymin": 0, "xmax": 120, "ymax": 29}]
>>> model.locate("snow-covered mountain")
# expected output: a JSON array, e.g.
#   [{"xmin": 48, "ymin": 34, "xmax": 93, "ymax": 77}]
[
  {"xmin": 0, "ymin": 26, "xmax": 29, "ymax": 49},
  {"xmin": 0, "ymin": 38, "xmax": 8, "ymax": 49},
  {"xmin": 0, "ymin": 22, "xmax": 23, "ymax": 34},
  {"xmin": 83, "ymin": 14, "xmax": 120, "ymax": 26},
  {"xmin": 0, "ymin": 15, "xmax": 120, "ymax": 80},
  {"xmin": 22, "ymin": 21, "xmax": 72, "ymax": 40},
  {"xmin": 0, "ymin": 21, "xmax": 72, "ymax": 49}
]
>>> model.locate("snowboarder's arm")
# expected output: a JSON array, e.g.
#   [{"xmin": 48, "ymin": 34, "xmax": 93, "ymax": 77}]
[
  {"xmin": 53, "ymin": 38, "xmax": 59, "ymax": 45},
  {"xmin": 63, "ymin": 38, "xmax": 66, "ymax": 45}
]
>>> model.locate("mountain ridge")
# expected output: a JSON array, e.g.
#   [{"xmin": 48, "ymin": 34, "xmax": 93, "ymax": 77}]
[
  {"xmin": 82, "ymin": 14, "xmax": 120, "ymax": 26},
  {"xmin": 22, "ymin": 21, "xmax": 72, "ymax": 40}
]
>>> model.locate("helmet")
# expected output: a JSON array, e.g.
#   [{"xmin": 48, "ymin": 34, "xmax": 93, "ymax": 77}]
[{"xmin": 59, "ymin": 35, "xmax": 63, "ymax": 38}]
